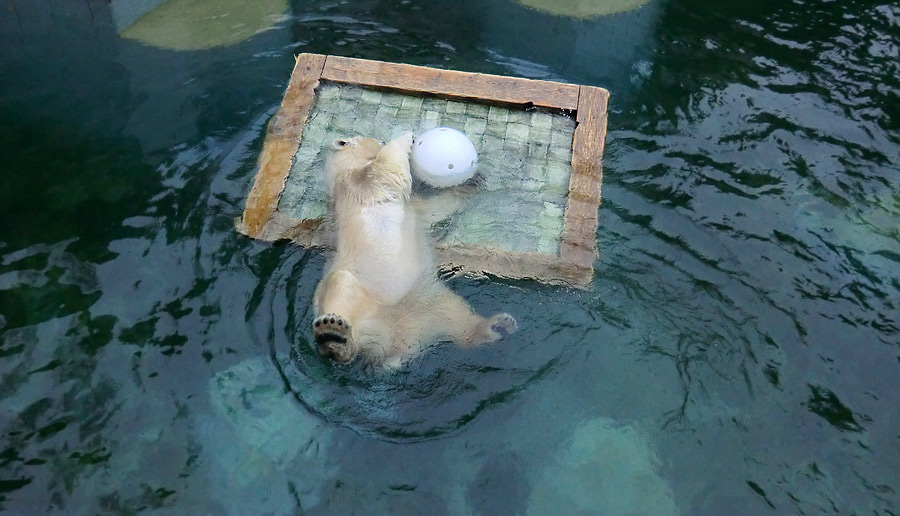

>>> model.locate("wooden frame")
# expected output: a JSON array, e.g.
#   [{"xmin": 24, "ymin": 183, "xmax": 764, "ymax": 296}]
[{"xmin": 237, "ymin": 53, "xmax": 608, "ymax": 287}]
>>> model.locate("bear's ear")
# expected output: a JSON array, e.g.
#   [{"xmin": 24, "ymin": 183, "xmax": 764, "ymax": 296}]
[{"xmin": 332, "ymin": 138, "xmax": 350, "ymax": 150}]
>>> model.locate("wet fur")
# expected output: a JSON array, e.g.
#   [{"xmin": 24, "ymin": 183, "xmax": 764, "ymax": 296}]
[{"xmin": 312, "ymin": 133, "xmax": 517, "ymax": 368}]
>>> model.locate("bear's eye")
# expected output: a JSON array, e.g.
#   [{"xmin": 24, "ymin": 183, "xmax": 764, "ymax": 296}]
[{"xmin": 333, "ymin": 139, "xmax": 349, "ymax": 149}]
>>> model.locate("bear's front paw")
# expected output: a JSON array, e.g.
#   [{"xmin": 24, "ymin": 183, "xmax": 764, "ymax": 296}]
[
  {"xmin": 392, "ymin": 132, "xmax": 414, "ymax": 153},
  {"xmin": 313, "ymin": 313, "xmax": 354, "ymax": 363}
]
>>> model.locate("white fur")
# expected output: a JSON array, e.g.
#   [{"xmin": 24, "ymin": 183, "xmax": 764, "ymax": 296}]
[
  {"xmin": 312, "ymin": 133, "xmax": 517, "ymax": 367},
  {"xmin": 352, "ymin": 202, "xmax": 423, "ymax": 304}
]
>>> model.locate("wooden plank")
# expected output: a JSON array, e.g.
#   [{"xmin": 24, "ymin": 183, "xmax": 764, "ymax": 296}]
[
  {"xmin": 437, "ymin": 243, "xmax": 592, "ymax": 287},
  {"xmin": 572, "ymin": 86, "xmax": 609, "ymax": 170},
  {"xmin": 559, "ymin": 85, "xmax": 609, "ymax": 273},
  {"xmin": 322, "ymin": 55, "xmax": 580, "ymax": 111},
  {"xmin": 572, "ymin": 85, "xmax": 609, "ymax": 171},
  {"xmin": 238, "ymin": 53, "xmax": 326, "ymax": 238},
  {"xmin": 239, "ymin": 54, "xmax": 608, "ymax": 287},
  {"xmin": 247, "ymin": 208, "xmax": 592, "ymax": 286}
]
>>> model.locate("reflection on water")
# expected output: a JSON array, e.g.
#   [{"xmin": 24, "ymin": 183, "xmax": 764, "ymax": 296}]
[
  {"xmin": 1, "ymin": 0, "xmax": 898, "ymax": 514},
  {"xmin": 116, "ymin": 0, "xmax": 289, "ymax": 51},
  {"xmin": 514, "ymin": 0, "xmax": 653, "ymax": 18}
]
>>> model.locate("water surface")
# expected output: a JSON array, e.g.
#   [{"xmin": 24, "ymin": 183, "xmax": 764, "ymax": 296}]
[{"xmin": 1, "ymin": 0, "xmax": 898, "ymax": 514}]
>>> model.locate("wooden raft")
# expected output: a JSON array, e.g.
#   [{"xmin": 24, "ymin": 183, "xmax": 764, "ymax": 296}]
[{"xmin": 237, "ymin": 53, "xmax": 609, "ymax": 287}]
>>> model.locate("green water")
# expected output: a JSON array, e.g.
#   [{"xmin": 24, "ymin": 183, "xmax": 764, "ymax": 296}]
[{"xmin": 1, "ymin": 1, "xmax": 898, "ymax": 515}]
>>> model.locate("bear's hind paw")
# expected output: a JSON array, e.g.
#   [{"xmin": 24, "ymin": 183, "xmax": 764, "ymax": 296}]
[
  {"xmin": 313, "ymin": 313, "xmax": 354, "ymax": 363},
  {"xmin": 467, "ymin": 313, "xmax": 518, "ymax": 346},
  {"xmin": 488, "ymin": 313, "xmax": 518, "ymax": 340}
]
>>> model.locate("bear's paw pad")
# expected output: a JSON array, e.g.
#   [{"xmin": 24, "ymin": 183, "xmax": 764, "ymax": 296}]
[{"xmin": 313, "ymin": 314, "xmax": 353, "ymax": 363}]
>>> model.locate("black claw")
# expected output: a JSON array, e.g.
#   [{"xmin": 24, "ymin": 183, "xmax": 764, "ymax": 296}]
[
  {"xmin": 337, "ymin": 320, "xmax": 342, "ymax": 326},
  {"xmin": 329, "ymin": 317, "xmax": 335, "ymax": 324},
  {"xmin": 315, "ymin": 320, "xmax": 321, "ymax": 327}
]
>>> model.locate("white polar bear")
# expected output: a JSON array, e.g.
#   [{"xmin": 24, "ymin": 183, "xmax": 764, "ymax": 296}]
[{"xmin": 312, "ymin": 132, "xmax": 517, "ymax": 368}]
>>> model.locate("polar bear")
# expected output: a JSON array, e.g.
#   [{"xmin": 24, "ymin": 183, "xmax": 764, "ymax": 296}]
[{"xmin": 312, "ymin": 132, "xmax": 517, "ymax": 368}]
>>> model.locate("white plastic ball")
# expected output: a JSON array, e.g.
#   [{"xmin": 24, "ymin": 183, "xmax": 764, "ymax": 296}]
[{"xmin": 411, "ymin": 127, "xmax": 478, "ymax": 187}]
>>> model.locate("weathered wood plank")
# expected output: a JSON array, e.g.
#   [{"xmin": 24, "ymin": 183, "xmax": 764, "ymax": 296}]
[
  {"xmin": 559, "ymin": 85, "xmax": 609, "ymax": 273},
  {"xmin": 572, "ymin": 86, "xmax": 609, "ymax": 171},
  {"xmin": 239, "ymin": 53, "xmax": 326, "ymax": 238},
  {"xmin": 436, "ymin": 243, "xmax": 593, "ymax": 287},
  {"xmin": 239, "ymin": 54, "xmax": 608, "ymax": 287},
  {"xmin": 246, "ymin": 208, "xmax": 592, "ymax": 286},
  {"xmin": 322, "ymin": 55, "xmax": 580, "ymax": 110}
]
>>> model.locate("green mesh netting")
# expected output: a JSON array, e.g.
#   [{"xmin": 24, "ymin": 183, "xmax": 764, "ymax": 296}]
[{"xmin": 277, "ymin": 83, "xmax": 575, "ymax": 254}]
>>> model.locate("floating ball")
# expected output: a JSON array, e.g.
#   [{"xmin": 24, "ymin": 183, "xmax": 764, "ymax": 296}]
[{"xmin": 411, "ymin": 127, "xmax": 478, "ymax": 187}]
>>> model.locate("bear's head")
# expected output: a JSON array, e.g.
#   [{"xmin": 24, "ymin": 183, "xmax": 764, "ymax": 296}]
[
  {"xmin": 324, "ymin": 137, "xmax": 382, "ymax": 196},
  {"xmin": 325, "ymin": 134, "xmax": 413, "ymax": 204}
]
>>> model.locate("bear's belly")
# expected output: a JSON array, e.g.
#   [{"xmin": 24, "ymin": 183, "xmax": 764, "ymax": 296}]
[{"xmin": 352, "ymin": 204, "xmax": 423, "ymax": 304}]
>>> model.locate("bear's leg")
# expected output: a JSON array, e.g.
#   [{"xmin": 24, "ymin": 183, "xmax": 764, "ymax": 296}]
[
  {"xmin": 368, "ymin": 132, "xmax": 413, "ymax": 181},
  {"xmin": 428, "ymin": 286, "xmax": 518, "ymax": 347},
  {"xmin": 375, "ymin": 132, "xmax": 414, "ymax": 167},
  {"xmin": 312, "ymin": 269, "xmax": 374, "ymax": 363},
  {"xmin": 413, "ymin": 191, "xmax": 467, "ymax": 225},
  {"xmin": 412, "ymin": 174, "xmax": 483, "ymax": 225}
]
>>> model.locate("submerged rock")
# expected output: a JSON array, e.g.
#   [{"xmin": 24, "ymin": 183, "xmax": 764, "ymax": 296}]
[
  {"xmin": 528, "ymin": 417, "xmax": 678, "ymax": 516},
  {"xmin": 205, "ymin": 356, "xmax": 335, "ymax": 514},
  {"xmin": 208, "ymin": 356, "xmax": 330, "ymax": 466},
  {"xmin": 116, "ymin": 0, "xmax": 288, "ymax": 50}
]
